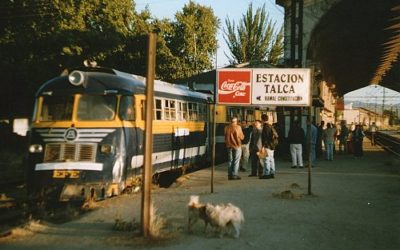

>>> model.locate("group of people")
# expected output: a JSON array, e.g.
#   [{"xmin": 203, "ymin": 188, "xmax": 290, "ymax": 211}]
[
  {"xmin": 316, "ymin": 120, "xmax": 372, "ymax": 160},
  {"xmin": 224, "ymin": 114, "xmax": 277, "ymax": 180},
  {"xmin": 224, "ymin": 115, "xmax": 375, "ymax": 180}
]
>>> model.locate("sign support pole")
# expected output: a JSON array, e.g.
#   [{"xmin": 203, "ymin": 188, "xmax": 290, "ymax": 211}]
[{"xmin": 307, "ymin": 67, "xmax": 314, "ymax": 195}]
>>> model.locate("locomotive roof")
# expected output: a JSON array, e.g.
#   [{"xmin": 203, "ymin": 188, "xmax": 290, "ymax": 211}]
[{"xmin": 36, "ymin": 66, "xmax": 210, "ymax": 101}]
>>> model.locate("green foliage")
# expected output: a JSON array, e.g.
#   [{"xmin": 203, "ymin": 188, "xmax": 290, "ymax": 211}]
[
  {"xmin": 168, "ymin": 1, "xmax": 220, "ymax": 80},
  {"xmin": 0, "ymin": 0, "xmax": 219, "ymax": 118},
  {"xmin": 223, "ymin": 3, "xmax": 283, "ymax": 65}
]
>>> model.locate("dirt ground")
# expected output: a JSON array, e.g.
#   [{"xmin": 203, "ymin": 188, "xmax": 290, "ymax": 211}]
[{"xmin": 1, "ymin": 140, "xmax": 399, "ymax": 250}]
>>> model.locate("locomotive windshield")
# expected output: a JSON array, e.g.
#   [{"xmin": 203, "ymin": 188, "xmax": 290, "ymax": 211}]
[
  {"xmin": 77, "ymin": 95, "xmax": 117, "ymax": 121},
  {"xmin": 37, "ymin": 94, "xmax": 117, "ymax": 121},
  {"xmin": 39, "ymin": 95, "xmax": 74, "ymax": 121}
]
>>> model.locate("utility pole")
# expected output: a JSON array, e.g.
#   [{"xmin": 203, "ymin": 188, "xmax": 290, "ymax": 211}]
[
  {"xmin": 290, "ymin": 0, "xmax": 303, "ymax": 67},
  {"xmin": 141, "ymin": 33, "xmax": 156, "ymax": 237}
]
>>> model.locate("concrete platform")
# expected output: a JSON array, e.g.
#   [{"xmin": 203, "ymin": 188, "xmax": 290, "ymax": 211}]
[{"xmin": 1, "ymin": 138, "xmax": 399, "ymax": 249}]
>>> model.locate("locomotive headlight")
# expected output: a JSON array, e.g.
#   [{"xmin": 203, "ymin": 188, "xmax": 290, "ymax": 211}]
[
  {"xmin": 100, "ymin": 144, "xmax": 115, "ymax": 154},
  {"xmin": 68, "ymin": 70, "xmax": 85, "ymax": 86},
  {"xmin": 29, "ymin": 144, "xmax": 43, "ymax": 153}
]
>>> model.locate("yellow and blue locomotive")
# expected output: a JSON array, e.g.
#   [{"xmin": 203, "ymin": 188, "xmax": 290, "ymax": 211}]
[{"xmin": 26, "ymin": 66, "xmax": 210, "ymax": 201}]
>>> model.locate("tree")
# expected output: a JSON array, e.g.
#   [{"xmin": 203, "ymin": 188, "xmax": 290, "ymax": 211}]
[
  {"xmin": 0, "ymin": 0, "xmax": 220, "ymax": 118},
  {"xmin": 168, "ymin": 1, "xmax": 219, "ymax": 80},
  {"xmin": 0, "ymin": 0, "xmax": 136, "ymax": 117},
  {"xmin": 224, "ymin": 3, "xmax": 283, "ymax": 65}
]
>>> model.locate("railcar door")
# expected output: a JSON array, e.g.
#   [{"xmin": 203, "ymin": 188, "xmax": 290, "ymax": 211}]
[{"xmin": 119, "ymin": 96, "xmax": 140, "ymax": 175}]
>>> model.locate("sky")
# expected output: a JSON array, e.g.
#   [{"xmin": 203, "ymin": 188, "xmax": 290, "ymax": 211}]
[
  {"xmin": 345, "ymin": 85, "xmax": 400, "ymax": 106},
  {"xmin": 134, "ymin": 0, "xmax": 284, "ymax": 68}
]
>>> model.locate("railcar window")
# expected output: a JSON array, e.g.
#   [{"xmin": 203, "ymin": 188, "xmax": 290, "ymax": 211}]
[
  {"xmin": 227, "ymin": 107, "xmax": 243, "ymax": 122},
  {"xmin": 141, "ymin": 100, "xmax": 145, "ymax": 120},
  {"xmin": 245, "ymin": 109, "xmax": 255, "ymax": 122},
  {"xmin": 39, "ymin": 96, "xmax": 73, "ymax": 121},
  {"xmin": 177, "ymin": 101, "xmax": 188, "ymax": 121},
  {"xmin": 155, "ymin": 99, "xmax": 162, "ymax": 120},
  {"xmin": 77, "ymin": 95, "xmax": 116, "ymax": 121},
  {"xmin": 163, "ymin": 99, "xmax": 177, "ymax": 120},
  {"xmin": 198, "ymin": 104, "xmax": 207, "ymax": 121},
  {"xmin": 188, "ymin": 102, "xmax": 198, "ymax": 121},
  {"xmin": 119, "ymin": 96, "xmax": 135, "ymax": 121}
]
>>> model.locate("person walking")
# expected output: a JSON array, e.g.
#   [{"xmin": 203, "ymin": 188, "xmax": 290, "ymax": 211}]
[
  {"xmin": 316, "ymin": 120, "xmax": 325, "ymax": 158},
  {"xmin": 260, "ymin": 114, "xmax": 278, "ymax": 179},
  {"xmin": 352, "ymin": 124, "xmax": 365, "ymax": 157},
  {"xmin": 322, "ymin": 123, "xmax": 336, "ymax": 161},
  {"xmin": 248, "ymin": 120, "xmax": 263, "ymax": 177},
  {"xmin": 287, "ymin": 120, "xmax": 305, "ymax": 168},
  {"xmin": 310, "ymin": 120, "xmax": 318, "ymax": 166},
  {"xmin": 224, "ymin": 117, "xmax": 244, "ymax": 180},
  {"xmin": 338, "ymin": 121, "xmax": 349, "ymax": 154},
  {"xmin": 239, "ymin": 120, "xmax": 252, "ymax": 172},
  {"xmin": 370, "ymin": 122, "xmax": 378, "ymax": 146}
]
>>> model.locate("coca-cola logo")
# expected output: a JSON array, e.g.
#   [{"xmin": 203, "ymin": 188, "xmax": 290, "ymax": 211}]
[
  {"xmin": 217, "ymin": 70, "xmax": 251, "ymax": 104},
  {"xmin": 219, "ymin": 81, "xmax": 250, "ymax": 96}
]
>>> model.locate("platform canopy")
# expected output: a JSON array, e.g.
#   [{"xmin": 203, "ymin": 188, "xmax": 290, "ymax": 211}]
[{"xmin": 307, "ymin": 0, "xmax": 400, "ymax": 96}]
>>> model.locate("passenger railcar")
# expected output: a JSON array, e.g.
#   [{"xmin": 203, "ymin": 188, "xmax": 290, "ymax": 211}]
[{"xmin": 26, "ymin": 66, "xmax": 210, "ymax": 201}]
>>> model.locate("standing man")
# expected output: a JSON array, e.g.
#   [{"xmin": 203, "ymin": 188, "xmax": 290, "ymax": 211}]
[
  {"xmin": 239, "ymin": 120, "xmax": 252, "ymax": 172},
  {"xmin": 310, "ymin": 120, "xmax": 318, "ymax": 166},
  {"xmin": 316, "ymin": 120, "xmax": 325, "ymax": 158},
  {"xmin": 224, "ymin": 117, "xmax": 244, "ymax": 180},
  {"xmin": 338, "ymin": 121, "xmax": 349, "ymax": 154},
  {"xmin": 249, "ymin": 120, "xmax": 263, "ymax": 177},
  {"xmin": 323, "ymin": 123, "xmax": 336, "ymax": 161},
  {"xmin": 287, "ymin": 120, "xmax": 305, "ymax": 168},
  {"xmin": 260, "ymin": 114, "xmax": 277, "ymax": 179},
  {"xmin": 370, "ymin": 122, "xmax": 378, "ymax": 146}
]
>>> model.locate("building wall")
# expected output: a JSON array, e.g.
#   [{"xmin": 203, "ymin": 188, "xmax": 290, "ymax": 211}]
[{"xmin": 343, "ymin": 108, "xmax": 389, "ymax": 127}]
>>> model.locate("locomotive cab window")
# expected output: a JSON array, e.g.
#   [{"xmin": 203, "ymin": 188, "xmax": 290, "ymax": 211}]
[
  {"xmin": 77, "ymin": 95, "xmax": 116, "ymax": 121},
  {"xmin": 119, "ymin": 96, "xmax": 135, "ymax": 121},
  {"xmin": 39, "ymin": 95, "xmax": 74, "ymax": 121}
]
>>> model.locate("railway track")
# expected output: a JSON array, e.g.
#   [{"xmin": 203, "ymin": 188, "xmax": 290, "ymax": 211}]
[{"xmin": 367, "ymin": 130, "xmax": 400, "ymax": 157}]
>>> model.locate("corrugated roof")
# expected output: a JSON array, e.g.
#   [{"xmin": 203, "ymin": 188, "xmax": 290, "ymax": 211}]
[{"xmin": 370, "ymin": 5, "xmax": 400, "ymax": 85}]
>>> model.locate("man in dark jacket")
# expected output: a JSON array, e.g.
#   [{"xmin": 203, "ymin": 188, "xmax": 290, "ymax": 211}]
[
  {"xmin": 239, "ymin": 120, "xmax": 252, "ymax": 172},
  {"xmin": 248, "ymin": 120, "xmax": 263, "ymax": 177},
  {"xmin": 288, "ymin": 120, "xmax": 305, "ymax": 168},
  {"xmin": 260, "ymin": 114, "xmax": 276, "ymax": 179}
]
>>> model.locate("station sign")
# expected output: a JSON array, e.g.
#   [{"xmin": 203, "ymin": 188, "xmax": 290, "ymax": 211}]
[{"xmin": 217, "ymin": 68, "xmax": 311, "ymax": 106}]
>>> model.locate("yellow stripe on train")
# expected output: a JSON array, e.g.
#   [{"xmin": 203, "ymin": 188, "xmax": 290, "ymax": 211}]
[{"xmin": 32, "ymin": 120, "xmax": 206, "ymax": 134}]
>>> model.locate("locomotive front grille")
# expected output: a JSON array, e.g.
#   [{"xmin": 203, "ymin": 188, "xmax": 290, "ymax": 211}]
[{"xmin": 44, "ymin": 143, "xmax": 97, "ymax": 162}]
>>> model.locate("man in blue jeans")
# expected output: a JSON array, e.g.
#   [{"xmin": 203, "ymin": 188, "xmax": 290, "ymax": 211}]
[
  {"xmin": 260, "ymin": 114, "xmax": 277, "ymax": 179},
  {"xmin": 224, "ymin": 117, "xmax": 244, "ymax": 180}
]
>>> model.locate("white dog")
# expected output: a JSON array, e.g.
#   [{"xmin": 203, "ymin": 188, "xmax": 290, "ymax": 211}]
[
  {"xmin": 187, "ymin": 195, "xmax": 245, "ymax": 238},
  {"xmin": 187, "ymin": 195, "xmax": 210, "ymax": 233}
]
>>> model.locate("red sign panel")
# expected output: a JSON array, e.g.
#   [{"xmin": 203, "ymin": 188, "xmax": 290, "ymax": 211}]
[{"xmin": 217, "ymin": 69, "xmax": 251, "ymax": 104}]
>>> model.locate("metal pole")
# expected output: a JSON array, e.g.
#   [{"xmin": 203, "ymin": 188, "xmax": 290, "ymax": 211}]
[
  {"xmin": 307, "ymin": 66, "xmax": 314, "ymax": 195},
  {"xmin": 141, "ymin": 33, "xmax": 156, "ymax": 237},
  {"xmin": 211, "ymin": 103, "xmax": 216, "ymax": 193}
]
